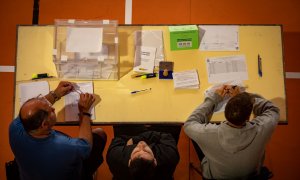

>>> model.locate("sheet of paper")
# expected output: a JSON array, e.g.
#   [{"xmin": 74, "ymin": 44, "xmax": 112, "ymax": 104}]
[
  {"xmin": 172, "ymin": 69, "xmax": 200, "ymax": 89},
  {"xmin": 133, "ymin": 46, "xmax": 156, "ymax": 73},
  {"xmin": 66, "ymin": 27, "xmax": 103, "ymax": 53},
  {"xmin": 206, "ymin": 55, "xmax": 248, "ymax": 83},
  {"xmin": 135, "ymin": 30, "xmax": 164, "ymax": 66},
  {"xmin": 19, "ymin": 81, "xmax": 49, "ymax": 106},
  {"xmin": 199, "ymin": 25, "xmax": 239, "ymax": 51},
  {"xmin": 64, "ymin": 82, "xmax": 95, "ymax": 121}
]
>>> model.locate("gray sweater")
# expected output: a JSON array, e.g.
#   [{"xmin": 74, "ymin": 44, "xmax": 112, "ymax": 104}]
[{"xmin": 184, "ymin": 93, "xmax": 279, "ymax": 179}]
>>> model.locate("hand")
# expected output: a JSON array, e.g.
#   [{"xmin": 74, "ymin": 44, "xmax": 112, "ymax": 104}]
[
  {"xmin": 127, "ymin": 138, "xmax": 133, "ymax": 145},
  {"xmin": 228, "ymin": 85, "xmax": 241, "ymax": 97},
  {"xmin": 54, "ymin": 81, "xmax": 74, "ymax": 98},
  {"xmin": 78, "ymin": 93, "xmax": 96, "ymax": 113},
  {"xmin": 215, "ymin": 85, "xmax": 228, "ymax": 98}
]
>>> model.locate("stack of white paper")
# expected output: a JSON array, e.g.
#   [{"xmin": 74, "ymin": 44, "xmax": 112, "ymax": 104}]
[
  {"xmin": 172, "ymin": 69, "xmax": 200, "ymax": 89},
  {"xmin": 19, "ymin": 81, "xmax": 49, "ymax": 106}
]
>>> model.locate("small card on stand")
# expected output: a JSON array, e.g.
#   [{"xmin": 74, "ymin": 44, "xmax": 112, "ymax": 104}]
[{"xmin": 159, "ymin": 61, "xmax": 174, "ymax": 79}]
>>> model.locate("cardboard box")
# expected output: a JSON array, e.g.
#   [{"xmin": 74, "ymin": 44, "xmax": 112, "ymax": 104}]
[{"xmin": 169, "ymin": 25, "xmax": 199, "ymax": 51}]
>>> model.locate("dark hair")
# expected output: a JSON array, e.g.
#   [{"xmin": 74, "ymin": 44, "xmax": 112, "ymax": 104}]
[
  {"xmin": 225, "ymin": 92, "xmax": 254, "ymax": 126},
  {"xmin": 20, "ymin": 109, "xmax": 49, "ymax": 132},
  {"xmin": 129, "ymin": 158, "xmax": 156, "ymax": 180}
]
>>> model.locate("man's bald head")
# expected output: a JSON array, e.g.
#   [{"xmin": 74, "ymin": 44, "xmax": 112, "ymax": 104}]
[{"xmin": 19, "ymin": 98, "xmax": 54, "ymax": 132}]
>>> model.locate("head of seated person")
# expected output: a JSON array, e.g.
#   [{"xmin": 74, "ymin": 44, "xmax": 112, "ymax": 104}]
[
  {"xmin": 128, "ymin": 141, "xmax": 157, "ymax": 180},
  {"xmin": 225, "ymin": 92, "xmax": 254, "ymax": 128},
  {"xmin": 19, "ymin": 97, "xmax": 56, "ymax": 136}
]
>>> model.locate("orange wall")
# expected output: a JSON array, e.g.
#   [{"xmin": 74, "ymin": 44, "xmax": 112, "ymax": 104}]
[{"xmin": 1, "ymin": 0, "xmax": 300, "ymax": 179}]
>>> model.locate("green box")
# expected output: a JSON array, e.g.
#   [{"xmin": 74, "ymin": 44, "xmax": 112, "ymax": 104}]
[{"xmin": 169, "ymin": 25, "xmax": 199, "ymax": 51}]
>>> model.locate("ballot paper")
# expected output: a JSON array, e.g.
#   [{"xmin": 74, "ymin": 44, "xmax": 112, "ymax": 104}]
[
  {"xmin": 172, "ymin": 69, "xmax": 200, "ymax": 89},
  {"xmin": 64, "ymin": 82, "xmax": 95, "ymax": 121},
  {"xmin": 19, "ymin": 81, "xmax": 49, "ymax": 106}
]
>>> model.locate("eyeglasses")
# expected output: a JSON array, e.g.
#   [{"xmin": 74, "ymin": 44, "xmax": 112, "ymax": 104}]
[{"xmin": 36, "ymin": 94, "xmax": 53, "ymax": 107}]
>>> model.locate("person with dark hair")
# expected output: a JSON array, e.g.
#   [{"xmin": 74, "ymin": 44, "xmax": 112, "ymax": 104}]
[
  {"xmin": 106, "ymin": 130, "xmax": 180, "ymax": 180},
  {"xmin": 225, "ymin": 92, "xmax": 255, "ymax": 126},
  {"xmin": 9, "ymin": 81, "xmax": 107, "ymax": 180},
  {"xmin": 184, "ymin": 85, "xmax": 279, "ymax": 179}
]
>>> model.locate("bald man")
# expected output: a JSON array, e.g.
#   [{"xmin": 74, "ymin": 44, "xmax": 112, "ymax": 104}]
[{"xmin": 9, "ymin": 81, "xmax": 106, "ymax": 180}]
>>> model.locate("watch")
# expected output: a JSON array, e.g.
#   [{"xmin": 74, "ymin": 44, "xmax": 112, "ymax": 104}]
[
  {"xmin": 50, "ymin": 91, "xmax": 60, "ymax": 101},
  {"xmin": 80, "ymin": 112, "xmax": 92, "ymax": 117}
]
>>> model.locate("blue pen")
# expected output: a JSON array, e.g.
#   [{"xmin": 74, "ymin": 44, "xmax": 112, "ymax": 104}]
[{"xmin": 258, "ymin": 54, "xmax": 263, "ymax": 77}]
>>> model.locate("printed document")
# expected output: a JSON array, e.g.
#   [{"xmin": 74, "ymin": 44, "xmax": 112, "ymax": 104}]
[
  {"xmin": 19, "ymin": 81, "xmax": 49, "ymax": 106},
  {"xmin": 173, "ymin": 69, "xmax": 200, "ymax": 89},
  {"xmin": 66, "ymin": 27, "xmax": 103, "ymax": 53},
  {"xmin": 206, "ymin": 55, "xmax": 248, "ymax": 83},
  {"xmin": 133, "ymin": 46, "xmax": 156, "ymax": 73},
  {"xmin": 65, "ymin": 82, "xmax": 95, "ymax": 121},
  {"xmin": 199, "ymin": 25, "xmax": 239, "ymax": 51},
  {"xmin": 135, "ymin": 30, "xmax": 164, "ymax": 66}
]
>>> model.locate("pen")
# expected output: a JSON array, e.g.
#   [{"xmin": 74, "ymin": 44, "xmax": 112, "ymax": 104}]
[
  {"xmin": 32, "ymin": 73, "xmax": 54, "ymax": 80},
  {"xmin": 131, "ymin": 88, "xmax": 152, "ymax": 94},
  {"xmin": 131, "ymin": 73, "xmax": 151, "ymax": 78},
  {"xmin": 258, "ymin": 54, "xmax": 262, "ymax": 77},
  {"xmin": 141, "ymin": 73, "xmax": 157, "ymax": 79}
]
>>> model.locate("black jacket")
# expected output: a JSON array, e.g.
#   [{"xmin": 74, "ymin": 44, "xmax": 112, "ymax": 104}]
[{"xmin": 106, "ymin": 131, "xmax": 180, "ymax": 180}]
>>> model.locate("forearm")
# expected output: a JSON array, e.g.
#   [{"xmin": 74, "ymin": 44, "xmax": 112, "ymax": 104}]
[
  {"xmin": 252, "ymin": 97, "xmax": 280, "ymax": 117},
  {"xmin": 79, "ymin": 115, "xmax": 93, "ymax": 146},
  {"xmin": 185, "ymin": 93, "xmax": 222, "ymax": 124},
  {"xmin": 156, "ymin": 135, "xmax": 180, "ymax": 169},
  {"xmin": 251, "ymin": 96, "xmax": 280, "ymax": 137},
  {"xmin": 44, "ymin": 91, "xmax": 60, "ymax": 105}
]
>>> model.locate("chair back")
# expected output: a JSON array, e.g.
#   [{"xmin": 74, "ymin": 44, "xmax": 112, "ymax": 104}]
[{"xmin": 5, "ymin": 159, "xmax": 20, "ymax": 180}]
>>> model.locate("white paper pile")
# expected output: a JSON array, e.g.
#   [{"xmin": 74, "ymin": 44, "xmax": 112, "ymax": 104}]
[
  {"xmin": 172, "ymin": 69, "xmax": 200, "ymax": 89},
  {"xmin": 19, "ymin": 81, "xmax": 49, "ymax": 106}
]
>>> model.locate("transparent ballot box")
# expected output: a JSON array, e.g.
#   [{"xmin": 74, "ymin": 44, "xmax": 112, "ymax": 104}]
[{"xmin": 53, "ymin": 19, "xmax": 119, "ymax": 80}]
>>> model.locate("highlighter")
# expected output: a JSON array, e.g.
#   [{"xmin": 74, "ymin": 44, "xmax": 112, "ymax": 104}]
[{"xmin": 141, "ymin": 73, "xmax": 157, "ymax": 79}]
